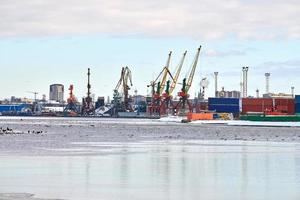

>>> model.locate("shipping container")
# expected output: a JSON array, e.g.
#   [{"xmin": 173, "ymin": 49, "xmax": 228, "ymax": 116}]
[
  {"xmin": 295, "ymin": 95, "xmax": 300, "ymax": 103},
  {"xmin": 242, "ymin": 98, "xmax": 273, "ymax": 106},
  {"xmin": 187, "ymin": 113, "xmax": 214, "ymax": 121},
  {"xmin": 274, "ymin": 98, "xmax": 295, "ymax": 114},
  {"xmin": 242, "ymin": 98, "xmax": 295, "ymax": 115},
  {"xmin": 208, "ymin": 98, "xmax": 239, "ymax": 105},
  {"xmin": 0, "ymin": 104, "xmax": 30, "ymax": 113},
  {"xmin": 242, "ymin": 105, "xmax": 273, "ymax": 114},
  {"xmin": 296, "ymin": 103, "xmax": 300, "ymax": 113},
  {"xmin": 209, "ymin": 104, "xmax": 240, "ymax": 113},
  {"xmin": 242, "ymin": 98, "xmax": 273, "ymax": 114},
  {"xmin": 240, "ymin": 115, "xmax": 300, "ymax": 122}
]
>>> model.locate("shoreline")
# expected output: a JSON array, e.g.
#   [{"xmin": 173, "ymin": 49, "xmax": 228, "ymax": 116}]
[{"xmin": 1, "ymin": 117, "xmax": 300, "ymax": 156}]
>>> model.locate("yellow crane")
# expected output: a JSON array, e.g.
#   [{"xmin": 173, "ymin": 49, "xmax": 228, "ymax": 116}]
[
  {"xmin": 113, "ymin": 66, "xmax": 133, "ymax": 113},
  {"xmin": 169, "ymin": 50, "xmax": 187, "ymax": 95},
  {"xmin": 158, "ymin": 51, "xmax": 172, "ymax": 95},
  {"xmin": 175, "ymin": 46, "xmax": 202, "ymax": 114}
]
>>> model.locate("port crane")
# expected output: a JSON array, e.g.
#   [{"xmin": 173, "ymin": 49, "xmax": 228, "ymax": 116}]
[
  {"xmin": 63, "ymin": 84, "xmax": 80, "ymax": 116},
  {"xmin": 81, "ymin": 68, "xmax": 95, "ymax": 116},
  {"xmin": 160, "ymin": 51, "xmax": 187, "ymax": 116},
  {"xmin": 175, "ymin": 46, "xmax": 201, "ymax": 115},
  {"xmin": 147, "ymin": 51, "xmax": 173, "ymax": 116},
  {"xmin": 113, "ymin": 66, "xmax": 133, "ymax": 115}
]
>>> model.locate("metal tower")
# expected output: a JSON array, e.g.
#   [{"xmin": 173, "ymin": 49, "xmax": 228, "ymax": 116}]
[
  {"xmin": 81, "ymin": 68, "xmax": 95, "ymax": 116},
  {"xmin": 291, "ymin": 86, "xmax": 295, "ymax": 98},
  {"xmin": 265, "ymin": 73, "xmax": 270, "ymax": 94},
  {"xmin": 242, "ymin": 67, "xmax": 249, "ymax": 98},
  {"xmin": 214, "ymin": 72, "xmax": 218, "ymax": 97},
  {"xmin": 256, "ymin": 89, "xmax": 259, "ymax": 98}
]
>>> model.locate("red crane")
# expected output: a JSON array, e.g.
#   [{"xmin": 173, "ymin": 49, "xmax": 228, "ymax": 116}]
[
  {"xmin": 160, "ymin": 51, "xmax": 187, "ymax": 116},
  {"xmin": 147, "ymin": 51, "xmax": 173, "ymax": 116}
]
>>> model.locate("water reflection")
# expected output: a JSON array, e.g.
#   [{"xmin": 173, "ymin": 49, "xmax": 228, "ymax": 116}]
[{"xmin": 0, "ymin": 141, "xmax": 300, "ymax": 200}]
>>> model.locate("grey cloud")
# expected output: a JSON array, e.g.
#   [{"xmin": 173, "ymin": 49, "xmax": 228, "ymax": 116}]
[
  {"xmin": 253, "ymin": 59, "xmax": 300, "ymax": 78},
  {"xmin": 0, "ymin": 0, "xmax": 299, "ymax": 39},
  {"xmin": 256, "ymin": 59, "xmax": 300, "ymax": 72}
]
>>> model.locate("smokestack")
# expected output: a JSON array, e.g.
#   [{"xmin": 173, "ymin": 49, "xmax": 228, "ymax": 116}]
[
  {"xmin": 265, "ymin": 73, "xmax": 270, "ymax": 94},
  {"xmin": 214, "ymin": 72, "xmax": 218, "ymax": 97},
  {"xmin": 242, "ymin": 67, "xmax": 249, "ymax": 98},
  {"xmin": 291, "ymin": 86, "xmax": 295, "ymax": 98}
]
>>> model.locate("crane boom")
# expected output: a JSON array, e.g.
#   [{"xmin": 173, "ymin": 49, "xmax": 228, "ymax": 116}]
[
  {"xmin": 123, "ymin": 66, "xmax": 133, "ymax": 97},
  {"xmin": 185, "ymin": 46, "xmax": 201, "ymax": 93},
  {"xmin": 115, "ymin": 66, "xmax": 132, "ymax": 93},
  {"xmin": 115, "ymin": 67, "xmax": 125, "ymax": 91},
  {"xmin": 169, "ymin": 50, "xmax": 187, "ymax": 95},
  {"xmin": 158, "ymin": 51, "xmax": 172, "ymax": 94}
]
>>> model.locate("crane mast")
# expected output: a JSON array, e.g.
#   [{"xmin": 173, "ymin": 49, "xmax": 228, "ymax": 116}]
[
  {"xmin": 184, "ymin": 46, "xmax": 201, "ymax": 94},
  {"xmin": 169, "ymin": 50, "xmax": 187, "ymax": 95},
  {"xmin": 159, "ymin": 51, "xmax": 172, "ymax": 95}
]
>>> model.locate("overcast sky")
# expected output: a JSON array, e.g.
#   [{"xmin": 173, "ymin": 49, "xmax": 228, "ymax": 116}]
[{"xmin": 0, "ymin": 0, "xmax": 299, "ymax": 100}]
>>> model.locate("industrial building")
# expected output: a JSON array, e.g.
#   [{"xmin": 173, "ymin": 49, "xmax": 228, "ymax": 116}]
[{"xmin": 49, "ymin": 84, "xmax": 64, "ymax": 103}]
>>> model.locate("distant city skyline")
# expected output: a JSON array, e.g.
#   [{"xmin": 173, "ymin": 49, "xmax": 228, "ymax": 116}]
[{"xmin": 1, "ymin": 0, "xmax": 299, "ymax": 101}]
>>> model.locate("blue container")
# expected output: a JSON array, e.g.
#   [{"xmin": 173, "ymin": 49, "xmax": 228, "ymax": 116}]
[
  {"xmin": 209, "ymin": 104, "xmax": 240, "ymax": 113},
  {"xmin": 0, "ymin": 104, "xmax": 29, "ymax": 112},
  {"xmin": 295, "ymin": 95, "xmax": 300, "ymax": 103},
  {"xmin": 296, "ymin": 103, "xmax": 300, "ymax": 113},
  {"xmin": 208, "ymin": 98, "xmax": 239, "ymax": 105}
]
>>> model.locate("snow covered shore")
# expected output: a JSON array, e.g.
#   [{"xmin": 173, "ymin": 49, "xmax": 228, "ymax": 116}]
[{"xmin": 0, "ymin": 117, "xmax": 300, "ymax": 156}]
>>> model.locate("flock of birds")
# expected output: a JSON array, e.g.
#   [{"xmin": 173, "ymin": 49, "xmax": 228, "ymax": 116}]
[{"xmin": 0, "ymin": 127, "xmax": 43, "ymax": 135}]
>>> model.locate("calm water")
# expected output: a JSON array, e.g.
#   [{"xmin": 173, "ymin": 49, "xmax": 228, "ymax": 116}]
[{"xmin": 0, "ymin": 141, "xmax": 300, "ymax": 200}]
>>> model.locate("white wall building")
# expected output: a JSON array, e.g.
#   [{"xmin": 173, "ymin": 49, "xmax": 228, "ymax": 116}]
[{"xmin": 49, "ymin": 84, "xmax": 64, "ymax": 103}]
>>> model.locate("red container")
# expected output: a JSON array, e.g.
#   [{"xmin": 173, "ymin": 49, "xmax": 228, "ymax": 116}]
[
  {"xmin": 242, "ymin": 98, "xmax": 273, "ymax": 106},
  {"xmin": 242, "ymin": 98, "xmax": 295, "ymax": 115},
  {"xmin": 275, "ymin": 98, "xmax": 295, "ymax": 114},
  {"xmin": 242, "ymin": 105, "xmax": 273, "ymax": 114},
  {"xmin": 242, "ymin": 98, "xmax": 273, "ymax": 114}
]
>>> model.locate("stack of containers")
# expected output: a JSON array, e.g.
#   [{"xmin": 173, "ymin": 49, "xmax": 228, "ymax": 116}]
[
  {"xmin": 242, "ymin": 98, "xmax": 273, "ymax": 114},
  {"xmin": 296, "ymin": 95, "xmax": 300, "ymax": 115},
  {"xmin": 208, "ymin": 98, "xmax": 240, "ymax": 116},
  {"xmin": 0, "ymin": 104, "xmax": 29, "ymax": 113},
  {"xmin": 274, "ymin": 98, "xmax": 295, "ymax": 115}
]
